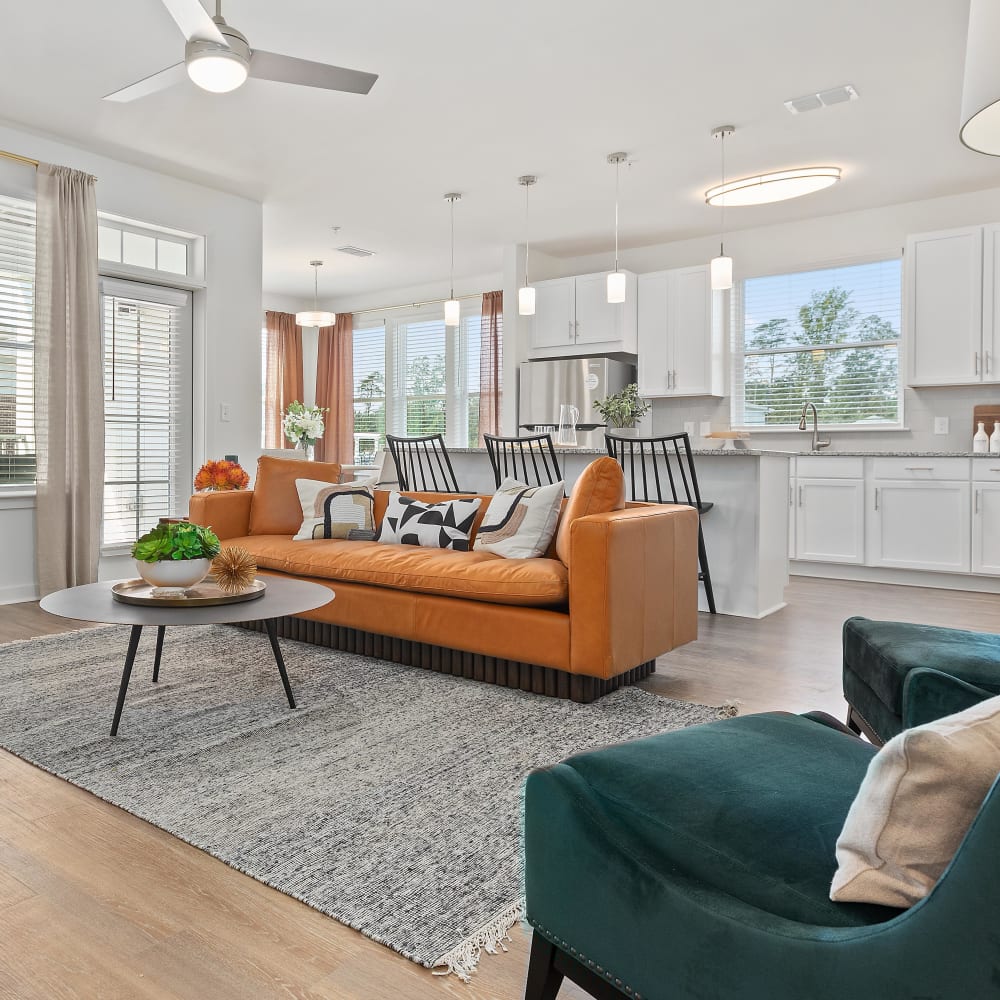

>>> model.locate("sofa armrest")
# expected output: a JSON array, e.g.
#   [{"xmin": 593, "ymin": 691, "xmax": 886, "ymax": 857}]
[
  {"xmin": 567, "ymin": 504, "xmax": 699, "ymax": 679},
  {"xmin": 902, "ymin": 667, "xmax": 996, "ymax": 729},
  {"xmin": 188, "ymin": 490, "xmax": 254, "ymax": 540}
]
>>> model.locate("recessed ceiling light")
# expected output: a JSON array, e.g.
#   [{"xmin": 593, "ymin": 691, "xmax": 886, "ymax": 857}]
[
  {"xmin": 784, "ymin": 84, "xmax": 858, "ymax": 115},
  {"xmin": 705, "ymin": 167, "xmax": 842, "ymax": 207}
]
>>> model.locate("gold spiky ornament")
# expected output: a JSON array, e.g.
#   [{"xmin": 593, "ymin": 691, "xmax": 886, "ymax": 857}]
[{"xmin": 212, "ymin": 546, "xmax": 257, "ymax": 594}]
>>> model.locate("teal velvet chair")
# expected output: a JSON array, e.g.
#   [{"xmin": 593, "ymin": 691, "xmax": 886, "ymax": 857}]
[
  {"xmin": 523, "ymin": 709, "xmax": 1000, "ymax": 1000},
  {"xmin": 843, "ymin": 616, "xmax": 1000, "ymax": 743}
]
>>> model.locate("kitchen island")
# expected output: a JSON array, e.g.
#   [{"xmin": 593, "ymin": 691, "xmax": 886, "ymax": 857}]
[{"xmin": 448, "ymin": 447, "xmax": 792, "ymax": 618}]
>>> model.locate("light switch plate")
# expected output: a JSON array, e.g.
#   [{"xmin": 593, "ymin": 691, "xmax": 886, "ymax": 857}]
[
  {"xmin": 684, "ymin": 422, "xmax": 695, "ymax": 437},
  {"xmin": 699, "ymin": 421, "xmax": 712, "ymax": 438},
  {"xmin": 220, "ymin": 403, "xmax": 232, "ymax": 422},
  {"xmin": 934, "ymin": 417, "xmax": 949, "ymax": 435}
]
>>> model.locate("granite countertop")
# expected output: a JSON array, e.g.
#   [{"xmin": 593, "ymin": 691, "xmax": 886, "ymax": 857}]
[
  {"xmin": 797, "ymin": 451, "xmax": 1000, "ymax": 458},
  {"xmin": 448, "ymin": 446, "xmax": 793, "ymax": 457},
  {"xmin": 449, "ymin": 447, "xmax": 1000, "ymax": 459}
]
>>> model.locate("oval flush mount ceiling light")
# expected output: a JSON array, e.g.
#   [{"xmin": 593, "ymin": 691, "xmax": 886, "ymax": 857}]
[
  {"xmin": 960, "ymin": 0, "xmax": 1000, "ymax": 154},
  {"xmin": 705, "ymin": 167, "xmax": 841, "ymax": 207}
]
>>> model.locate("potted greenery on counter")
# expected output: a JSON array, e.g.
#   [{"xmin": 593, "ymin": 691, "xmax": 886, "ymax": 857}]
[
  {"xmin": 132, "ymin": 521, "xmax": 221, "ymax": 589},
  {"xmin": 593, "ymin": 383, "xmax": 651, "ymax": 435}
]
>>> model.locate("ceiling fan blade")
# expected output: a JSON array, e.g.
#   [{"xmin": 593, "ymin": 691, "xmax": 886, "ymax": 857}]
[
  {"xmin": 103, "ymin": 62, "xmax": 188, "ymax": 102},
  {"xmin": 250, "ymin": 50, "xmax": 377, "ymax": 95},
  {"xmin": 160, "ymin": 0, "xmax": 227, "ymax": 44}
]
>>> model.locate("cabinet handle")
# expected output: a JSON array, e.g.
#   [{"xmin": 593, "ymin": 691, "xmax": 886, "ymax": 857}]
[
  {"xmin": 788, "ymin": 485, "xmax": 793, "ymax": 507},
  {"xmin": 905, "ymin": 466, "xmax": 933, "ymax": 472},
  {"xmin": 874, "ymin": 487, "xmax": 879, "ymax": 511},
  {"xmin": 798, "ymin": 485, "xmax": 803, "ymax": 507},
  {"xmin": 987, "ymin": 351, "xmax": 993, "ymax": 375},
  {"xmin": 568, "ymin": 320, "xmax": 574, "ymax": 341},
  {"xmin": 975, "ymin": 351, "xmax": 981, "ymax": 375},
  {"xmin": 976, "ymin": 489, "xmax": 981, "ymax": 514}
]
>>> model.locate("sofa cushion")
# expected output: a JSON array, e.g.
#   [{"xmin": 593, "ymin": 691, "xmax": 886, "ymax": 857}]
[
  {"xmin": 473, "ymin": 478, "xmax": 564, "ymax": 559},
  {"xmin": 250, "ymin": 456, "xmax": 343, "ymax": 536},
  {"xmin": 525, "ymin": 712, "xmax": 899, "ymax": 931},
  {"xmin": 376, "ymin": 492, "xmax": 482, "ymax": 551},
  {"xmin": 228, "ymin": 535, "xmax": 568, "ymax": 607},
  {"xmin": 293, "ymin": 480, "xmax": 375, "ymax": 540},
  {"xmin": 555, "ymin": 457, "xmax": 625, "ymax": 565}
]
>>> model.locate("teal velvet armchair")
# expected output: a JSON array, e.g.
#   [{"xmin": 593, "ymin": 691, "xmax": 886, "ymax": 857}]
[{"xmin": 523, "ymin": 709, "xmax": 1000, "ymax": 1000}]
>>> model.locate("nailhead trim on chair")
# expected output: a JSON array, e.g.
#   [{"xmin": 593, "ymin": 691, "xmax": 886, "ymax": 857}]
[{"xmin": 533, "ymin": 922, "xmax": 641, "ymax": 999}]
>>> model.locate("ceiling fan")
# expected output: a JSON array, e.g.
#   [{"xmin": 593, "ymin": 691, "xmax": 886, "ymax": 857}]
[{"xmin": 104, "ymin": 0, "xmax": 377, "ymax": 102}]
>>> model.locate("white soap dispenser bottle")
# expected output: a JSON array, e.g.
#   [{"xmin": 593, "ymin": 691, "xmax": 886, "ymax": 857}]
[
  {"xmin": 974, "ymin": 421, "xmax": 989, "ymax": 453},
  {"xmin": 990, "ymin": 421, "xmax": 1000, "ymax": 455}
]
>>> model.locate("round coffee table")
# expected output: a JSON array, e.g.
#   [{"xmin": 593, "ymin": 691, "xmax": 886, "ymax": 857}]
[{"xmin": 40, "ymin": 576, "xmax": 333, "ymax": 736}]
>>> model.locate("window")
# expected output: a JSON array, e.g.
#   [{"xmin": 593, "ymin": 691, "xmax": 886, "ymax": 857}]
[
  {"xmin": 98, "ymin": 220, "xmax": 194, "ymax": 278},
  {"xmin": 351, "ymin": 307, "xmax": 489, "ymax": 464},
  {"xmin": 101, "ymin": 278, "xmax": 193, "ymax": 548},
  {"xmin": 734, "ymin": 258, "xmax": 902, "ymax": 428},
  {"xmin": 0, "ymin": 194, "xmax": 35, "ymax": 485}
]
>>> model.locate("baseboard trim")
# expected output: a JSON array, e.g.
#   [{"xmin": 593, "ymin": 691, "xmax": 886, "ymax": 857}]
[
  {"xmin": 234, "ymin": 616, "xmax": 655, "ymax": 703},
  {"xmin": 791, "ymin": 563, "xmax": 1000, "ymax": 594},
  {"xmin": 0, "ymin": 583, "xmax": 39, "ymax": 606}
]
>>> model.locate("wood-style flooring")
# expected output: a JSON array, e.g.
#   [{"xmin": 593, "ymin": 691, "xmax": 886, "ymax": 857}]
[{"xmin": 0, "ymin": 578, "xmax": 998, "ymax": 1000}]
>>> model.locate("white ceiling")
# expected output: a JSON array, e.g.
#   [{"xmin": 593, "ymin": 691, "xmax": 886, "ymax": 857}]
[{"xmin": 2, "ymin": 0, "xmax": 999, "ymax": 299}]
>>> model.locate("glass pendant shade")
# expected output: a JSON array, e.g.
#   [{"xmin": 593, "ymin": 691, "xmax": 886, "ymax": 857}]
[
  {"xmin": 518, "ymin": 285, "xmax": 536, "ymax": 316},
  {"xmin": 607, "ymin": 270, "xmax": 627, "ymax": 304},
  {"xmin": 444, "ymin": 298, "xmax": 460, "ymax": 327},
  {"xmin": 710, "ymin": 254, "xmax": 733, "ymax": 291},
  {"xmin": 186, "ymin": 52, "xmax": 249, "ymax": 93},
  {"xmin": 295, "ymin": 309, "xmax": 336, "ymax": 327}
]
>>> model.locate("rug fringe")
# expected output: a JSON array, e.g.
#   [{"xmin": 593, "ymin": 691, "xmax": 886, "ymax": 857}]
[
  {"xmin": 717, "ymin": 700, "xmax": 741, "ymax": 719},
  {"xmin": 431, "ymin": 898, "xmax": 524, "ymax": 983}
]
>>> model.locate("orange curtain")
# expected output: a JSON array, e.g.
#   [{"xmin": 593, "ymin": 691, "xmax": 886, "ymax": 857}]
[
  {"xmin": 478, "ymin": 290, "xmax": 503, "ymax": 443},
  {"xmin": 314, "ymin": 313, "xmax": 354, "ymax": 463},
  {"xmin": 263, "ymin": 310, "xmax": 304, "ymax": 448}
]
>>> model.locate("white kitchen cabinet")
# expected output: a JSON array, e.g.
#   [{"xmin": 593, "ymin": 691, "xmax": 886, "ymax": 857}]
[
  {"xmin": 972, "ymin": 482, "xmax": 1000, "ymax": 575},
  {"xmin": 794, "ymin": 478, "xmax": 866, "ymax": 564},
  {"xmin": 637, "ymin": 266, "xmax": 722, "ymax": 397},
  {"xmin": 867, "ymin": 480, "xmax": 971, "ymax": 572},
  {"xmin": 527, "ymin": 272, "xmax": 637, "ymax": 358},
  {"xmin": 906, "ymin": 225, "xmax": 1000, "ymax": 386}
]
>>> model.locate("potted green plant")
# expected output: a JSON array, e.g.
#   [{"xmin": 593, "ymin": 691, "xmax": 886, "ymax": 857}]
[
  {"xmin": 131, "ymin": 521, "xmax": 221, "ymax": 589},
  {"xmin": 593, "ymin": 383, "xmax": 651, "ymax": 435}
]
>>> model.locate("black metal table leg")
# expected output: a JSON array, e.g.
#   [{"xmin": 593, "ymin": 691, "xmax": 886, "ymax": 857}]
[
  {"xmin": 264, "ymin": 618, "xmax": 296, "ymax": 709},
  {"xmin": 152, "ymin": 625, "xmax": 166, "ymax": 683},
  {"xmin": 111, "ymin": 625, "xmax": 143, "ymax": 737}
]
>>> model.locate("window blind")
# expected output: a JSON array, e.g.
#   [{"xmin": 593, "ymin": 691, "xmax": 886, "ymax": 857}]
[
  {"xmin": 736, "ymin": 258, "xmax": 902, "ymax": 428},
  {"xmin": 0, "ymin": 195, "xmax": 35, "ymax": 485},
  {"xmin": 101, "ymin": 278, "xmax": 192, "ymax": 547},
  {"xmin": 399, "ymin": 316, "xmax": 448, "ymax": 439},
  {"xmin": 352, "ymin": 322, "xmax": 385, "ymax": 464}
]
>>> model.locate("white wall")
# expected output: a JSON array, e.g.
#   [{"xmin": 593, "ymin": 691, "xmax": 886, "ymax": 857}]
[
  {"xmin": 516, "ymin": 186, "xmax": 1000, "ymax": 453},
  {"xmin": 0, "ymin": 120, "xmax": 263, "ymax": 603}
]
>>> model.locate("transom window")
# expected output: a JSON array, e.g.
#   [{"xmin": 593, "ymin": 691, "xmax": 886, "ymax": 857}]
[
  {"xmin": 734, "ymin": 258, "xmax": 902, "ymax": 428},
  {"xmin": 98, "ymin": 218, "xmax": 197, "ymax": 279}
]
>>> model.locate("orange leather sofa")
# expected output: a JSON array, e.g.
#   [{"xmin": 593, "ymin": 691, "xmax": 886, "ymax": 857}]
[{"xmin": 188, "ymin": 455, "xmax": 699, "ymax": 702}]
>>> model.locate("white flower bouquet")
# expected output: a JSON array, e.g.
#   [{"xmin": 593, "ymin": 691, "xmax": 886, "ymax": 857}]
[{"xmin": 282, "ymin": 400, "xmax": 327, "ymax": 451}]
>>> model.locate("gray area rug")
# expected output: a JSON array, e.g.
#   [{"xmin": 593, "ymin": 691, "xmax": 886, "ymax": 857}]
[{"xmin": 0, "ymin": 625, "xmax": 732, "ymax": 978}]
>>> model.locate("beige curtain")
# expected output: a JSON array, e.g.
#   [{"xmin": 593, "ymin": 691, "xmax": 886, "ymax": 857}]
[
  {"xmin": 33, "ymin": 163, "xmax": 103, "ymax": 596},
  {"xmin": 478, "ymin": 290, "xmax": 503, "ymax": 443},
  {"xmin": 263, "ymin": 310, "xmax": 303, "ymax": 448},
  {"xmin": 314, "ymin": 313, "xmax": 354, "ymax": 464}
]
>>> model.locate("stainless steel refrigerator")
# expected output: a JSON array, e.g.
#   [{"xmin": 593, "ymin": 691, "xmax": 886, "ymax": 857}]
[{"xmin": 518, "ymin": 357, "xmax": 636, "ymax": 448}]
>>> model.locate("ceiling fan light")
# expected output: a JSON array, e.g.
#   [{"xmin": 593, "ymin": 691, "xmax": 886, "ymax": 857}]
[
  {"xmin": 186, "ymin": 47, "xmax": 249, "ymax": 93},
  {"xmin": 710, "ymin": 254, "xmax": 733, "ymax": 291},
  {"xmin": 518, "ymin": 285, "xmax": 536, "ymax": 316},
  {"xmin": 295, "ymin": 310, "xmax": 336, "ymax": 328},
  {"xmin": 444, "ymin": 298, "xmax": 461, "ymax": 328},
  {"xmin": 705, "ymin": 167, "xmax": 841, "ymax": 207},
  {"xmin": 607, "ymin": 271, "xmax": 627, "ymax": 304}
]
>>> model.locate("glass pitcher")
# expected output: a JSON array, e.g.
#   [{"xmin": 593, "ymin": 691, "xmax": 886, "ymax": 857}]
[{"xmin": 557, "ymin": 404, "xmax": 580, "ymax": 446}]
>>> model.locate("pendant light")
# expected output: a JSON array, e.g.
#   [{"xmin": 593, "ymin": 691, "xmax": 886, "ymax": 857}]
[
  {"xmin": 295, "ymin": 260, "xmax": 336, "ymax": 327},
  {"xmin": 518, "ymin": 175, "xmax": 538, "ymax": 316},
  {"xmin": 960, "ymin": 0, "xmax": 1000, "ymax": 154},
  {"xmin": 444, "ymin": 193, "xmax": 462, "ymax": 327},
  {"xmin": 710, "ymin": 126, "xmax": 734, "ymax": 291},
  {"xmin": 606, "ymin": 152, "xmax": 628, "ymax": 304}
]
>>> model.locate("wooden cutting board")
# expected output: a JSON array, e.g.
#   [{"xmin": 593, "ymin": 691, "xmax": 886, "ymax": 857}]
[{"xmin": 973, "ymin": 404, "xmax": 1000, "ymax": 437}]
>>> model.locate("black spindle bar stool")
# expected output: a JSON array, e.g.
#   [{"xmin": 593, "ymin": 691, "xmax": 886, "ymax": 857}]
[
  {"xmin": 605, "ymin": 431, "xmax": 717, "ymax": 614},
  {"xmin": 385, "ymin": 434, "xmax": 461, "ymax": 493},
  {"xmin": 483, "ymin": 433, "xmax": 562, "ymax": 489}
]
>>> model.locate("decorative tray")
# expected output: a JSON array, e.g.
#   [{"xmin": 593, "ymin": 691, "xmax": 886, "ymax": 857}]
[{"xmin": 111, "ymin": 578, "xmax": 267, "ymax": 608}]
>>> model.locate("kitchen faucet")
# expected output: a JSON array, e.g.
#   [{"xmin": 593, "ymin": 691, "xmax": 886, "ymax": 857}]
[{"xmin": 798, "ymin": 401, "xmax": 831, "ymax": 451}]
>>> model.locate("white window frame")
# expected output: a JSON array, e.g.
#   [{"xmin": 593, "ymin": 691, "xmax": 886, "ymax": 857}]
[
  {"xmin": 730, "ymin": 252, "xmax": 906, "ymax": 433},
  {"xmin": 97, "ymin": 213, "xmax": 206, "ymax": 289}
]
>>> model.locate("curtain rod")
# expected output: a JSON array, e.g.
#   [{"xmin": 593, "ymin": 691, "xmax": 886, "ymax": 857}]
[
  {"xmin": 352, "ymin": 291, "xmax": 487, "ymax": 317},
  {"xmin": 0, "ymin": 149, "xmax": 39, "ymax": 168}
]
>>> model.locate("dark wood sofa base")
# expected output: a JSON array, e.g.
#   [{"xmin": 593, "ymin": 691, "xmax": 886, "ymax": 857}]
[{"xmin": 235, "ymin": 616, "xmax": 655, "ymax": 703}]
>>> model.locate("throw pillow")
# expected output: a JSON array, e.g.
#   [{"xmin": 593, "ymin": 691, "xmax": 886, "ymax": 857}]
[
  {"xmin": 249, "ymin": 455, "xmax": 342, "ymax": 536},
  {"xmin": 292, "ymin": 480, "xmax": 375, "ymax": 541},
  {"xmin": 830, "ymin": 694, "xmax": 1000, "ymax": 908},
  {"xmin": 473, "ymin": 478, "xmax": 564, "ymax": 559},
  {"xmin": 554, "ymin": 456, "xmax": 626, "ymax": 565},
  {"xmin": 376, "ymin": 493, "xmax": 481, "ymax": 551}
]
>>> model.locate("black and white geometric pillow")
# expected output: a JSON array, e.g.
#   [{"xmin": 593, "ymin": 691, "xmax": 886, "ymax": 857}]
[{"xmin": 376, "ymin": 492, "xmax": 482, "ymax": 551}]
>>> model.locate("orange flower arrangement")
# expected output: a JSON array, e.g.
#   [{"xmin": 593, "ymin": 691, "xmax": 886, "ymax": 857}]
[{"xmin": 194, "ymin": 459, "xmax": 250, "ymax": 492}]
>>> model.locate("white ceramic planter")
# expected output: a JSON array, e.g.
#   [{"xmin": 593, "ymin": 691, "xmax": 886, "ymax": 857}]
[{"xmin": 135, "ymin": 558, "xmax": 211, "ymax": 589}]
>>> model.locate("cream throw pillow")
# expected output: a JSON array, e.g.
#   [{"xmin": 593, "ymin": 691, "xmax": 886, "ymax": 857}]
[
  {"xmin": 292, "ymin": 480, "xmax": 375, "ymax": 541},
  {"xmin": 473, "ymin": 478, "xmax": 564, "ymax": 559},
  {"xmin": 830, "ymin": 694, "xmax": 1000, "ymax": 908}
]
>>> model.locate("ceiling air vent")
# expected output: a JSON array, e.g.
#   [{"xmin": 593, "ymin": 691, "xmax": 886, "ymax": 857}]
[
  {"xmin": 336, "ymin": 245, "xmax": 376, "ymax": 258},
  {"xmin": 784, "ymin": 84, "xmax": 858, "ymax": 115}
]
